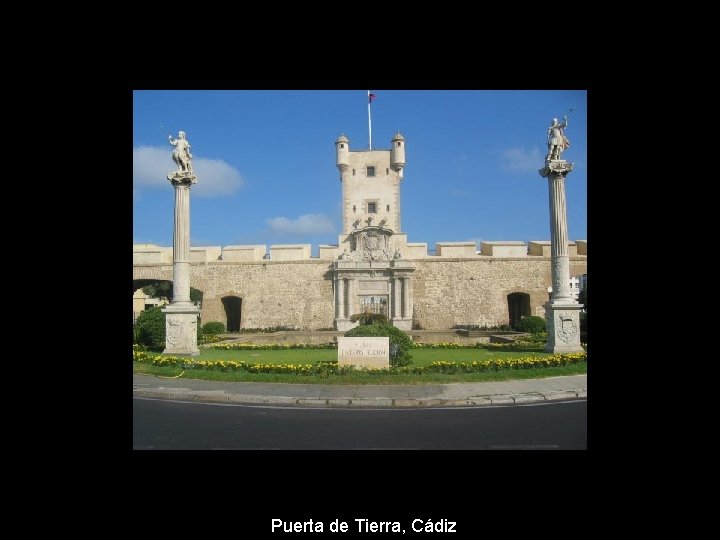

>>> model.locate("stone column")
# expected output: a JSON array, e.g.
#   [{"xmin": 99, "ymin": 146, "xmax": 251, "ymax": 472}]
[
  {"xmin": 547, "ymin": 173, "xmax": 573, "ymax": 304},
  {"xmin": 402, "ymin": 277, "xmax": 411, "ymax": 319},
  {"xmin": 162, "ymin": 172, "xmax": 200, "ymax": 357},
  {"xmin": 539, "ymin": 161, "xmax": 583, "ymax": 354},
  {"xmin": 335, "ymin": 276, "xmax": 345, "ymax": 321},
  {"xmin": 346, "ymin": 279, "xmax": 355, "ymax": 318},
  {"xmin": 172, "ymin": 183, "xmax": 191, "ymax": 303},
  {"xmin": 393, "ymin": 277, "xmax": 402, "ymax": 319}
]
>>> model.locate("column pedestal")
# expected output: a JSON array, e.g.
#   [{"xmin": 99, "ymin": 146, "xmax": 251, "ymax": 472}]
[
  {"xmin": 162, "ymin": 303, "xmax": 200, "ymax": 356},
  {"xmin": 544, "ymin": 302, "xmax": 584, "ymax": 353}
]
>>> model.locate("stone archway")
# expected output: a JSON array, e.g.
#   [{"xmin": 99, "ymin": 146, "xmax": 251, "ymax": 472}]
[
  {"xmin": 132, "ymin": 280, "xmax": 204, "ymax": 304},
  {"xmin": 507, "ymin": 292, "xmax": 530, "ymax": 329},
  {"xmin": 222, "ymin": 296, "xmax": 242, "ymax": 332}
]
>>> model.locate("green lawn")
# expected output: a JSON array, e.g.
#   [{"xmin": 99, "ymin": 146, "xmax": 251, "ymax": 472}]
[
  {"xmin": 134, "ymin": 346, "xmax": 586, "ymax": 384},
  {"xmin": 196, "ymin": 347, "xmax": 551, "ymax": 367}
]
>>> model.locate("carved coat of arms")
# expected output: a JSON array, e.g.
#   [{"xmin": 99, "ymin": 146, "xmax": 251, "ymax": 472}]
[
  {"xmin": 166, "ymin": 319, "xmax": 182, "ymax": 347},
  {"xmin": 166, "ymin": 318, "xmax": 196, "ymax": 347},
  {"xmin": 556, "ymin": 313, "xmax": 577, "ymax": 343},
  {"xmin": 347, "ymin": 227, "xmax": 394, "ymax": 261}
]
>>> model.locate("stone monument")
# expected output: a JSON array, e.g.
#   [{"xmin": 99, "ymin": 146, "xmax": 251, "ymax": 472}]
[
  {"xmin": 539, "ymin": 116, "xmax": 584, "ymax": 353},
  {"xmin": 338, "ymin": 337, "xmax": 390, "ymax": 368},
  {"xmin": 162, "ymin": 131, "xmax": 200, "ymax": 356}
]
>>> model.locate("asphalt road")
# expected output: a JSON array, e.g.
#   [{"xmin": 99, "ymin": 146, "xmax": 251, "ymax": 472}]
[{"xmin": 133, "ymin": 397, "xmax": 586, "ymax": 449}]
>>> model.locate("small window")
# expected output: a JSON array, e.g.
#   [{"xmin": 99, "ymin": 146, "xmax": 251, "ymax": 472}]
[
  {"xmin": 397, "ymin": 142, "xmax": 401, "ymax": 147},
  {"xmin": 368, "ymin": 202, "xmax": 377, "ymax": 213},
  {"xmin": 352, "ymin": 169, "xmax": 356, "ymax": 176},
  {"xmin": 386, "ymin": 168, "xmax": 389, "ymax": 175},
  {"xmin": 386, "ymin": 205, "xmax": 390, "ymax": 211},
  {"xmin": 353, "ymin": 205, "xmax": 356, "ymax": 212},
  {"xmin": 367, "ymin": 166, "xmax": 375, "ymax": 177},
  {"xmin": 340, "ymin": 144, "xmax": 344, "ymax": 148}
]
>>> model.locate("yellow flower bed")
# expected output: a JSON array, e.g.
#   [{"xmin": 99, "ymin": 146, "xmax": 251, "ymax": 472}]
[{"xmin": 133, "ymin": 349, "xmax": 586, "ymax": 375}]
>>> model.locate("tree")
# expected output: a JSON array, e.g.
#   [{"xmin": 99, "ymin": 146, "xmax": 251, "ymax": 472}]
[
  {"xmin": 578, "ymin": 284, "xmax": 587, "ymax": 309},
  {"xmin": 140, "ymin": 281, "xmax": 203, "ymax": 304},
  {"xmin": 579, "ymin": 284, "xmax": 587, "ymax": 344},
  {"xmin": 349, "ymin": 311, "xmax": 388, "ymax": 326},
  {"xmin": 135, "ymin": 307, "xmax": 166, "ymax": 350},
  {"xmin": 142, "ymin": 282, "xmax": 171, "ymax": 301}
]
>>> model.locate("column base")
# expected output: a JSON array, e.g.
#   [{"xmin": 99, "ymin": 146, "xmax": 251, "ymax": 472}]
[
  {"xmin": 391, "ymin": 318, "xmax": 412, "ymax": 331},
  {"xmin": 544, "ymin": 302, "xmax": 584, "ymax": 354},
  {"xmin": 162, "ymin": 304, "xmax": 200, "ymax": 357}
]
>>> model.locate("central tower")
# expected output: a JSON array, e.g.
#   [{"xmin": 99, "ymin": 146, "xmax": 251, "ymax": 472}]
[
  {"xmin": 336, "ymin": 131, "xmax": 405, "ymax": 233},
  {"xmin": 332, "ymin": 132, "xmax": 414, "ymax": 332}
]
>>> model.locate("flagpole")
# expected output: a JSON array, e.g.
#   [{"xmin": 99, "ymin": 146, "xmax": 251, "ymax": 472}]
[{"xmin": 367, "ymin": 90, "xmax": 372, "ymax": 150}]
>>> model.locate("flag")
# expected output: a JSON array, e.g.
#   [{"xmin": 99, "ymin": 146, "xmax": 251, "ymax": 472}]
[{"xmin": 369, "ymin": 92, "xmax": 376, "ymax": 103}]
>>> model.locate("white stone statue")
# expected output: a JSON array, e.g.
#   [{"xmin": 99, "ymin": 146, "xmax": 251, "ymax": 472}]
[
  {"xmin": 394, "ymin": 248, "xmax": 403, "ymax": 259},
  {"xmin": 545, "ymin": 116, "xmax": 570, "ymax": 162},
  {"xmin": 169, "ymin": 131, "xmax": 193, "ymax": 174}
]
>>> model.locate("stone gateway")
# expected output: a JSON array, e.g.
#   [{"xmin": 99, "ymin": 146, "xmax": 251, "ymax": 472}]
[{"xmin": 134, "ymin": 132, "xmax": 586, "ymax": 333}]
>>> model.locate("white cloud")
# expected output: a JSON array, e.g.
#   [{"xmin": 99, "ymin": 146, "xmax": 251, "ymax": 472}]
[
  {"xmin": 133, "ymin": 146, "xmax": 244, "ymax": 197},
  {"xmin": 266, "ymin": 214, "xmax": 335, "ymax": 235},
  {"xmin": 500, "ymin": 147, "xmax": 544, "ymax": 172}
]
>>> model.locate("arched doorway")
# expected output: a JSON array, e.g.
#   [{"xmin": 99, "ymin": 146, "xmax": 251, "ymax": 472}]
[
  {"xmin": 507, "ymin": 292, "xmax": 530, "ymax": 329},
  {"xmin": 222, "ymin": 296, "xmax": 242, "ymax": 332}
]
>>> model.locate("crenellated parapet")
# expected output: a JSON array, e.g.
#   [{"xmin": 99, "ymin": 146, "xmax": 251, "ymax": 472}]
[{"xmin": 133, "ymin": 239, "xmax": 587, "ymax": 265}]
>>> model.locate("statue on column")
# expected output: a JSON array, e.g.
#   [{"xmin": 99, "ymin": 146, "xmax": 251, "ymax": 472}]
[
  {"xmin": 545, "ymin": 116, "xmax": 570, "ymax": 162},
  {"xmin": 169, "ymin": 131, "xmax": 194, "ymax": 174}
]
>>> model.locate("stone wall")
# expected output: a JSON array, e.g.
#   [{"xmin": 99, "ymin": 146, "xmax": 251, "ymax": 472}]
[
  {"xmin": 134, "ymin": 261, "xmax": 335, "ymax": 330},
  {"xmin": 410, "ymin": 257, "xmax": 587, "ymax": 329},
  {"xmin": 133, "ymin": 255, "xmax": 586, "ymax": 331}
]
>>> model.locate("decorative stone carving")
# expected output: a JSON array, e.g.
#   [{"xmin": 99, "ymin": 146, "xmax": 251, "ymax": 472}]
[
  {"xmin": 539, "ymin": 159, "xmax": 573, "ymax": 178},
  {"xmin": 346, "ymin": 227, "xmax": 395, "ymax": 261},
  {"xmin": 166, "ymin": 318, "xmax": 182, "ymax": 347},
  {"xmin": 169, "ymin": 131, "xmax": 194, "ymax": 174},
  {"xmin": 555, "ymin": 312, "xmax": 578, "ymax": 343},
  {"xmin": 545, "ymin": 116, "xmax": 570, "ymax": 162}
]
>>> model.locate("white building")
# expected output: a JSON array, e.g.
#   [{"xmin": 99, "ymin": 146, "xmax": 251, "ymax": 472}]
[
  {"xmin": 548, "ymin": 274, "xmax": 586, "ymax": 301},
  {"xmin": 133, "ymin": 288, "xmax": 168, "ymax": 322}
]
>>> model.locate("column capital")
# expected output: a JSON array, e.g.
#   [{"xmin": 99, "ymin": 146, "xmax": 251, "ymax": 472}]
[
  {"xmin": 539, "ymin": 160, "xmax": 574, "ymax": 178},
  {"xmin": 168, "ymin": 172, "xmax": 198, "ymax": 186}
]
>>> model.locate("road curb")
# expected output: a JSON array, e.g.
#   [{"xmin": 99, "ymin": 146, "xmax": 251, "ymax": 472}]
[{"xmin": 133, "ymin": 387, "xmax": 586, "ymax": 407}]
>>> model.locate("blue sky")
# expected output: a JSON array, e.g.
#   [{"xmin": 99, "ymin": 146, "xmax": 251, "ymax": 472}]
[{"xmin": 133, "ymin": 90, "xmax": 586, "ymax": 254}]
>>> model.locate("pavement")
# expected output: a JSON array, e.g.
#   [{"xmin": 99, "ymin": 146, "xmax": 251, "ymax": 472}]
[{"xmin": 133, "ymin": 373, "xmax": 587, "ymax": 408}]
